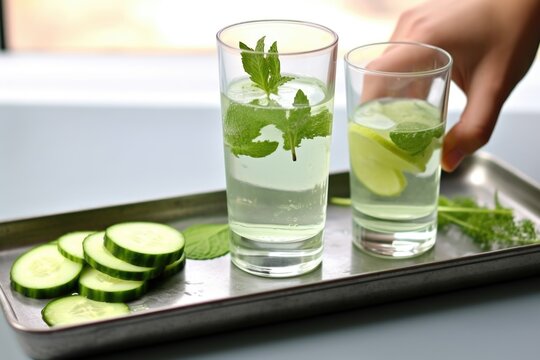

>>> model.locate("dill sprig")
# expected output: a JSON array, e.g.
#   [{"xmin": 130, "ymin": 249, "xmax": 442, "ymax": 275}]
[
  {"xmin": 437, "ymin": 194, "xmax": 539, "ymax": 250},
  {"xmin": 329, "ymin": 195, "xmax": 540, "ymax": 249}
]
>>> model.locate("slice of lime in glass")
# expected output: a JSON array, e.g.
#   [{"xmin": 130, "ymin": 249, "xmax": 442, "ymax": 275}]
[
  {"xmin": 351, "ymin": 158, "xmax": 407, "ymax": 197},
  {"xmin": 349, "ymin": 123, "xmax": 426, "ymax": 174},
  {"xmin": 348, "ymin": 123, "xmax": 421, "ymax": 196}
]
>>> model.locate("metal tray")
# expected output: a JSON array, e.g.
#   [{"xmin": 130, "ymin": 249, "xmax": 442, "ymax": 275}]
[{"xmin": 1, "ymin": 153, "xmax": 539, "ymax": 360}]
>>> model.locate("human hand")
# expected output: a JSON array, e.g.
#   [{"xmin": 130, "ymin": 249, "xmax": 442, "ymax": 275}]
[{"xmin": 391, "ymin": 0, "xmax": 540, "ymax": 171}]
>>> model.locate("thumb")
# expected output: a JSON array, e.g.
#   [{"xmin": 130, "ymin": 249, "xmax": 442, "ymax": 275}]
[{"xmin": 442, "ymin": 78, "xmax": 503, "ymax": 172}]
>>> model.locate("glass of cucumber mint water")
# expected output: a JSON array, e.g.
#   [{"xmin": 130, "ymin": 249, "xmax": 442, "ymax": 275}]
[
  {"xmin": 217, "ymin": 20, "xmax": 338, "ymax": 277},
  {"xmin": 345, "ymin": 42, "xmax": 452, "ymax": 258}
]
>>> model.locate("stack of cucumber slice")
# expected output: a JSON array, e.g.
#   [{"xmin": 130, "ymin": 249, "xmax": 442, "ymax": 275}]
[{"xmin": 10, "ymin": 222, "xmax": 185, "ymax": 326}]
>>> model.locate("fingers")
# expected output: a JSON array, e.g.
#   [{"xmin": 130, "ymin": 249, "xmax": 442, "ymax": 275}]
[
  {"xmin": 390, "ymin": 3, "xmax": 435, "ymax": 43},
  {"xmin": 391, "ymin": 6, "xmax": 503, "ymax": 173},
  {"xmin": 355, "ymin": 44, "xmax": 444, "ymax": 103},
  {"xmin": 442, "ymin": 72, "xmax": 502, "ymax": 172}
]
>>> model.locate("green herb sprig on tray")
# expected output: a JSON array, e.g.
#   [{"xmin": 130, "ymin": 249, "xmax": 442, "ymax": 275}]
[
  {"xmin": 183, "ymin": 224, "xmax": 230, "ymax": 260},
  {"xmin": 330, "ymin": 194, "xmax": 540, "ymax": 250},
  {"xmin": 437, "ymin": 194, "xmax": 539, "ymax": 249}
]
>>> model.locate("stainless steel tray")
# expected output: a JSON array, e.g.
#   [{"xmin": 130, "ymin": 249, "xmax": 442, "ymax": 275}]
[{"xmin": 1, "ymin": 153, "xmax": 539, "ymax": 360}]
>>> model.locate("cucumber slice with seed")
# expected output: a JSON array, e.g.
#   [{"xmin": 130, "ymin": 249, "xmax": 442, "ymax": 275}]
[
  {"xmin": 79, "ymin": 267, "xmax": 147, "ymax": 302},
  {"xmin": 10, "ymin": 243, "xmax": 83, "ymax": 299},
  {"xmin": 57, "ymin": 231, "xmax": 95, "ymax": 263},
  {"xmin": 84, "ymin": 232, "xmax": 163, "ymax": 280},
  {"xmin": 105, "ymin": 222, "xmax": 184, "ymax": 267},
  {"xmin": 42, "ymin": 295, "xmax": 130, "ymax": 327}
]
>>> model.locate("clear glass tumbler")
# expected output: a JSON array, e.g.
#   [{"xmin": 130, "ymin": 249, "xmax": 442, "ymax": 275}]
[
  {"xmin": 345, "ymin": 42, "xmax": 452, "ymax": 258},
  {"xmin": 217, "ymin": 20, "xmax": 338, "ymax": 277}
]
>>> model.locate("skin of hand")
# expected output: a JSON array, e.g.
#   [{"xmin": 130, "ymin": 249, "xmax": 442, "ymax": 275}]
[{"xmin": 391, "ymin": 0, "xmax": 540, "ymax": 171}]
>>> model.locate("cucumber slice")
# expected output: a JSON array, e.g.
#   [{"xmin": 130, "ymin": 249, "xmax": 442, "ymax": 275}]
[
  {"xmin": 105, "ymin": 222, "xmax": 184, "ymax": 267},
  {"xmin": 10, "ymin": 243, "xmax": 83, "ymax": 299},
  {"xmin": 57, "ymin": 231, "xmax": 95, "ymax": 263},
  {"xmin": 42, "ymin": 295, "xmax": 130, "ymax": 327},
  {"xmin": 158, "ymin": 252, "xmax": 186, "ymax": 279},
  {"xmin": 84, "ymin": 232, "xmax": 163, "ymax": 280},
  {"xmin": 79, "ymin": 267, "xmax": 147, "ymax": 302}
]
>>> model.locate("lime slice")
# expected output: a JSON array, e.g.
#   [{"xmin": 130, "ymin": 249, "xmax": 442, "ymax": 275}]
[
  {"xmin": 348, "ymin": 123, "xmax": 426, "ymax": 174},
  {"xmin": 351, "ymin": 158, "xmax": 407, "ymax": 197},
  {"xmin": 349, "ymin": 123, "xmax": 419, "ymax": 196}
]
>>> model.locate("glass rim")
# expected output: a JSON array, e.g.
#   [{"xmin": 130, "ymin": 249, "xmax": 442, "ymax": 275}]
[
  {"xmin": 345, "ymin": 41, "xmax": 453, "ymax": 77},
  {"xmin": 216, "ymin": 19, "xmax": 339, "ymax": 55}
]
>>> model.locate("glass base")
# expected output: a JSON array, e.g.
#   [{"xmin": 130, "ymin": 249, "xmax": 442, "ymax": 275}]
[
  {"xmin": 353, "ymin": 212, "xmax": 437, "ymax": 259},
  {"xmin": 229, "ymin": 230, "xmax": 323, "ymax": 278}
]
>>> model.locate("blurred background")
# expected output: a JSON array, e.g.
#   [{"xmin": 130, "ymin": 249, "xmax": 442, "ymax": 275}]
[
  {"xmin": 1, "ymin": 0, "xmax": 538, "ymax": 108},
  {"xmin": 4, "ymin": 0, "xmax": 419, "ymax": 53},
  {"xmin": 0, "ymin": 0, "xmax": 432, "ymax": 107}
]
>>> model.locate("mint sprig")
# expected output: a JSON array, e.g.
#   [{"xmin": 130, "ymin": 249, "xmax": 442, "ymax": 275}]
[
  {"xmin": 239, "ymin": 37, "xmax": 294, "ymax": 97},
  {"xmin": 226, "ymin": 36, "xmax": 332, "ymax": 161},
  {"xmin": 389, "ymin": 122, "xmax": 444, "ymax": 154},
  {"xmin": 275, "ymin": 90, "xmax": 332, "ymax": 161}
]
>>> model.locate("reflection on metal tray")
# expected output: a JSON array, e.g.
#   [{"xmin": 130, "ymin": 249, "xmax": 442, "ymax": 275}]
[{"xmin": 1, "ymin": 153, "xmax": 539, "ymax": 360}]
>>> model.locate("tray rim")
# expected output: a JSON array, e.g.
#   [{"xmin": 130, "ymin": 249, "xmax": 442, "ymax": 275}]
[
  {"xmin": 461, "ymin": 151, "xmax": 540, "ymax": 192},
  {"xmin": 1, "ymin": 151, "xmax": 539, "ymax": 335}
]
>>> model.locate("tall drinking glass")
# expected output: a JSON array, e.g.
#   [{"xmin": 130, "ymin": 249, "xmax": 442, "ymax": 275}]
[
  {"xmin": 217, "ymin": 20, "xmax": 338, "ymax": 277},
  {"xmin": 345, "ymin": 42, "xmax": 452, "ymax": 258}
]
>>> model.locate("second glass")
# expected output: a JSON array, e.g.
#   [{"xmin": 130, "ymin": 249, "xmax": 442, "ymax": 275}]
[
  {"xmin": 345, "ymin": 42, "xmax": 452, "ymax": 258},
  {"xmin": 217, "ymin": 20, "xmax": 338, "ymax": 277}
]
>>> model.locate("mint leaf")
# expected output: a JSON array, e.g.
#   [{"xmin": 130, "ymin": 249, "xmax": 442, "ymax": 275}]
[
  {"xmin": 276, "ymin": 89, "xmax": 332, "ymax": 161},
  {"xmin": 239, "ymin": 37, "xmax": 269, "ymax": 94},
  {"xmin": 267, "ymin": 41, "xmax": 294, "ymax": 95},
  {"xmin": 292, "ymin": 86, "xmax": 310, "ymax": 106},
  {"xmin": 229, "ymin": 140, "xmax": 279, "ymax": 158},
  {"xmin": 240, "ymin": 37, "xmax": 293, "ymax": 97},
  {"xmin": 183, "ymin": 224, "xmax": 230, "ymax": 260},
  {"xmin": 389, "ymin": 121, "xmax": 443, "ymax": 154},
  {"xmin": 224, "ymin": 101, "xmax": 284, "ymax": 158}
]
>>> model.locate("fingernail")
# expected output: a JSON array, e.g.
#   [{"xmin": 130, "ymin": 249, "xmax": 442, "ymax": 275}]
[{"xmin": 442, "ymin": 148, "xmax": 464, "ymax": 172}]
